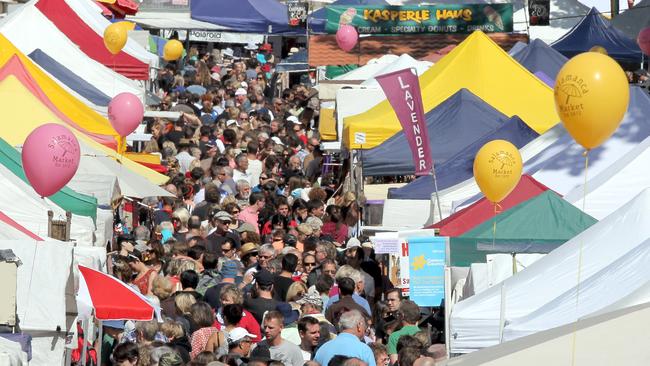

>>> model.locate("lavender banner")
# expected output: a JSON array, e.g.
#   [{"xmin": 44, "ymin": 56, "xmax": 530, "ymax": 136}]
[{"xmin": 375, "ymin": 68, "xmax": 432, "ymax": 176}]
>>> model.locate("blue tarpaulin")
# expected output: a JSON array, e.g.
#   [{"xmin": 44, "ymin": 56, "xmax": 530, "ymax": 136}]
[
  {"xmin": 512, "ymin": 39, "xmax": 568, "ymax": 79},
  {"xmin": 28, "ymin": 49, "xmax": 111, "ymax": 107},
  {"xmin": 388, "ymin": 116, "xmax": 539, "ymax": 200},
  {"xmin": 362, "ymin": 89, "xmax": 510, "ymax": 176},
  {"xmin": 191, "ymin": 0, "xmax": 302, "ymax": 35},
  {"xmin": 309, "ymin": 0, "xmax": 390, "ymax": 33},
  {"xmin": 275, "ymin": 50, "xmax": 310, "ymax": 72},
  {"xmin": 552, "ymin": 8, "xmax": 642, "ymax": 63}
]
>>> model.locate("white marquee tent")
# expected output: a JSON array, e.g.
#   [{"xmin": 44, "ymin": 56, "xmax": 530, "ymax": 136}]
[{"xmin": 450, "ymin": 188, "xmax": 650, "ymax": 353}]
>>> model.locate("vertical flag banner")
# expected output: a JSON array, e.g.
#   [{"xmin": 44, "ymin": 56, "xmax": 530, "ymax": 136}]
[
  {"xmin": 408, "ymin": 236, "xmax": 447, "ymax": 306},
  {"xmin": 375, "ymin": 68, "xmax": 433, "ymax": 176}
]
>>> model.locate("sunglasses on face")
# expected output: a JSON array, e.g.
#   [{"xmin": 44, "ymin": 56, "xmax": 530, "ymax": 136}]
[
  {"xmin": 304, "ymin": 262, "xmax": 316, "ymax": 267},
  {"xmin": 222, "ymin": 247, "xmax": 234, "ymax": 253},
  {"xmin": 260, "ymin": 254, "xmax": 273, "ymax": 259}
]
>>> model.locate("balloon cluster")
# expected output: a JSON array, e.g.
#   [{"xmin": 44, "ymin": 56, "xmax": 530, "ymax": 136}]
[{"xmin": 473, "ymin": 48, "xmax": 629, "ymax": 205}]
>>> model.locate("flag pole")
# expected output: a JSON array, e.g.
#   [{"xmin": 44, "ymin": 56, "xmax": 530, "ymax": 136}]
[{"xmin": 431, "ymin": 166, "xmax": 443, "ymax": 223}]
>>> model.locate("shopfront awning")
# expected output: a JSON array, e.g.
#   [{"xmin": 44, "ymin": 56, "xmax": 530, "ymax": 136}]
[{"xmin": 127, "ymin": 12, "xmax": 231, "ymax": 30}]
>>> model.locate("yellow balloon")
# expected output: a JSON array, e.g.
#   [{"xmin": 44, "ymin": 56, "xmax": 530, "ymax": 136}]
[
  {"xmin": 473, "ymin": 140, "xmax": 523, "ymax": 203},
  {"xmin": 115, "ymin": 21, "xmax": 136, "ymax": 33},
  {"xmin": 589, "ymin": 45, "xmax": 608, "ymax": 55},
  {"xmin": 163, "ymin": 40, "xmax": 184, "ymax": 61},
  {"xmin": 554, "ymin": 52, "xmax": 629, "ymax": 150},
  {"xmin": 103, "ymin": 23, "xmax": 127, "ymax": 55}
]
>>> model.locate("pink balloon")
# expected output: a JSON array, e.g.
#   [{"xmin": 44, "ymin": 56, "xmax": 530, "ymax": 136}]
[
  {"xmin": 336, "ymin": 25, "xmax": 358, "ymax": 53},
  {"xmin": 22, "ymin": 124, "xmax": 80, "ymax": 197},
  {"xmin": 638, "ymin": 27, "xmax": 650, "ymax": 55},
  {"xmin": 108, "ymin": 92, "xmax": 144, "ymax": 137}
]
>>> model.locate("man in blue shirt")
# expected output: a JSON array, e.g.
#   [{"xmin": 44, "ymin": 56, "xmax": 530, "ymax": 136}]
[{"xmin": 314, "ymin": 310, "xmax": 376, "ymax": 366}]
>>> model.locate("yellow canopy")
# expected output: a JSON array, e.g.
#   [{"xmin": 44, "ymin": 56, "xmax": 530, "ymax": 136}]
[
  {"xmin": 319, "ymin": 107, "xmax": 337, "ymax": 141},
  {"xmin": 0, "ymin": 74, "xmax": 168, "ymax": 185},
  {"xmin": 343, "ymin": 31, "xmax": 560, "ymax": 149},
  {"xmin": 0, "ymin": 34, "xmax": 168, "ymax": 185}
]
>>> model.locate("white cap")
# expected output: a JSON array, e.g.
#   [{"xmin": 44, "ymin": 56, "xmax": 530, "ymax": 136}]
[
  {"xmin": 226, "ymin": 119, "xmax": 240, "ymax": 127},
  {"xmin": 286, "ymin": 115, "xmax": 300, "ymax": 124},
  {"xmin": 270, "ymin": 136, "xmax": 284, "ymax": 145},
  {"xmin": 240, "ymin": 81, "xmax": 248, "ymax": 89},
  {"xmin": 235, "ymin": 88, "xmax": 247, "ymax": 96},
  {"xmin": 227, "ymin": 327, "xmax": 257, "ymax": 344},
  {"xmin": 210, "ymin": 72, "xmax": 221, "ymax": 81},
  {"xmin": 346, "ymin": 237, "xmax": 361, "ymax": 249}
]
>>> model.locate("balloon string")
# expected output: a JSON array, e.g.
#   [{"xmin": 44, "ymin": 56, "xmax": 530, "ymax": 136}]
[{"xmin": 570, "ymin": 149, "xmax": 589, "ymax": 366}]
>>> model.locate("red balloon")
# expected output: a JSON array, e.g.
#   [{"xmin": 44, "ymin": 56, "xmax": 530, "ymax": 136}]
[
  {"xmin": 336, "ymin": 25, "xmax": 358, "ymax": 53},
  {"xmin": 22, "ymin": 124, "xmax": 80, "ymax": 197},
  {"xmin": 637, "ymin": 27, "xmax": 650, "ymax": 55}
]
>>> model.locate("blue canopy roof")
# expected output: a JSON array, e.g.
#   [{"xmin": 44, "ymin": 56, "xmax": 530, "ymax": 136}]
[
  {"xmin": 512, "ymin": 39, "xmax": 568, "ymax": 80},
  {"xmin": 309, "ymin": 0, "xmax": 390, "ymax": 33},
  {"xmin": 362, "ymin": 89, "xmax": 510, "ymax": 176},
  {"xmin": 552, "ymin": 8, "xmax": 642, "ymax": 62},
  {"xmin": 388, "ymin": 116, "xmax": 539, "ymax": 200},
  {"xmin": 28, "ymin": 49, "xmax": 111, "ymax": 107},
  {"xmin": 275, "ymin": 49, "xmax": 309, "ymax": 72},
  {"xmin": 191, "ymin": 0, "xmax": 303, "ymax": 35}
]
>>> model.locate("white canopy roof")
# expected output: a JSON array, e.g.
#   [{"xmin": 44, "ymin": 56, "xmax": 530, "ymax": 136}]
[
  {"xmin": 334, "ymin": 54, "xmax": 399, "ymax": 81},
  {"xmin": 444, "ymin": 301, "xmax": 650, "ymax": 366},
  {"xmin": 0, "ymin": 3, "xmax": 145, "ymax": 105},
  {"xmin": 361, "ymin": 54, "xmax": 432, "ymax": 87},
  {"xmin": 0, "ymin": 239, "xmax": 73, "ymax": 331},
  {"xmin": 0, "ymin": 162, "xmax": 95, "ymax": 246},
  {"xmin": 450, "ymin": 188, "xmax": 650, "ymax": 353}
]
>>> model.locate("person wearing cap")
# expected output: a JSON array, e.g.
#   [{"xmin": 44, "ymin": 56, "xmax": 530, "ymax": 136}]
[
  {"xmin": 204, "ymin": 259, "xmax": 239, "ymax": 310},
  {"xmin": 239, "ymin": 242, "xmax": 259, "ymax": 270},
  {"xmin": 295, "ymin": 223, "xmax": 312, "ymax": 252},
  {"xmin": 101, "ymin": 320, "xmax": 125, "ymax": 366},
  {"xmin": 235, "ymin": 88, "xmax": 251, "ymax": 111},
  {"xmin": 226, "ymin": 327, "xmax": 257, "ymax": 361},
  {"xmin": 207, "ymin": 210, "xmax": 241, "ymax": 250},
  {"xmin": 257, "ymin": 310, "xmax": 304, "ymax": 366},
  {"xmin": 242, "ymin": 269, "xmax": 282, "ymax": 324}
]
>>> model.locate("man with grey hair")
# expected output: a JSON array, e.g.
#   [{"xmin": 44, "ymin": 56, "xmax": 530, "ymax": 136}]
[
  {"xmin": 235, "ymin": 179, "xmax": 252, "ymax": 208},
  {"xmin": 314, "ymin": 310, "xmax": 376, "ymax": 366},
  {"xmin": 324, "ymin": 265, "xmax": 371, "ymax": 315},
  {"xmin": 214, "ymin": 165, "xmax": 237, "ymax": 196},
  {"xmin": 244, "ymin": 243, "xmax": 275, "ymax": 279},
  {"xmin": 233, "ymin": 153, "xmax": 253, "ymax": 185}
]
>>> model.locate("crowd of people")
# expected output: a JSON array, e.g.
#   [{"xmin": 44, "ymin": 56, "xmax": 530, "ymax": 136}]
[{"xmin": 76, "ymin": 43, "xmax": 444, "ymax": 366}]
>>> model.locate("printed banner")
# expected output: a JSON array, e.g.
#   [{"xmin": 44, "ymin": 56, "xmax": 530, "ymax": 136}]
[
  {"xmin": 325, "ymin": 4, "xmax": 513, "ymax": 34},
  {"xmin": 528, "ymin": 0, "xmax": 550, "ymax": 26},
  {"xmin": 375, "ymin": 68, "xmax": 432, "ymax": 176},
  {"xmin": 408, "ymin": 236, "xmax": 447, "ymax": 306},
  {"xmin": 287, "ymin": 0, "xmax": 308, "ymax": 28}
]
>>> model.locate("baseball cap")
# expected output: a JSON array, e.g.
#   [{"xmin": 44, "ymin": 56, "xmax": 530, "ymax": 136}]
[
  {"xmin": 236, "ymin": 222, "xmax": 257, "ymax": 233},
  {"xmin": 346, "ymin": 237, "xmax": 361, "ymax": 250},
  {"xmin": 286, "ymin": 115, "xmax": 300, "ymax": 124},
  {"xmin": 226, "ymin": 119, "xmax": 240, "ymax": 128},
  {"xmin": 220, "ymin": 260, "xmax": 239, "ymax": 279},
  {"xmin": 227, "ymin": 327, "xmax": 257, "ymax": 344},
  {"xmin": 212, "ymin": 211, "xmax": 233, "ymax": 222},
  {"xmin": 240, "ymin": 81, "xmax": 248, "ymax": 89},
  {"xmin": 270, "ymin": 136, "xmax": 284, "ymax": 146},
  {"xmin": 235, "ymin": 88, "xmax": 247, "ymax": 96},
  {"xmin": 255, "ymin": 269, "xmax": 274, "ymax": 286}
]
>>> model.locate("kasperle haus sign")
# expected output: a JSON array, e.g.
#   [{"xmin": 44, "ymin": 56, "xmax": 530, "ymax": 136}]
[{"xmin": 325, "ymin": 4, "xmax": 513, "ymax": 34}]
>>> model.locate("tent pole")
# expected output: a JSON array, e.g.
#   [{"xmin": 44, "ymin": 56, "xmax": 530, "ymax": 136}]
[
  {"xmin": 81, "ymin": 319, "xmax": 88, "ymax": 366},
  {"xmin": 498, "ymin": 283, "xmax": 507, "ymax": 343},
  {"xmin": 97, "ymin": 321, "xmax": 103, "ymax": 366},
  {"xmin": 431, "ymin": 167, "xmax": 443, "ymax": 222}
]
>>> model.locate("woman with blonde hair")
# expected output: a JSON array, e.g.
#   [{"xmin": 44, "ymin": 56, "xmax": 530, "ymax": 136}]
[
  {"xmin": 286, "ymin": 281, "xmax": 308, "ymax": 302},
  {"xmin": 174, "ymin": 292, "xmax": 197, "ymax": 336}
]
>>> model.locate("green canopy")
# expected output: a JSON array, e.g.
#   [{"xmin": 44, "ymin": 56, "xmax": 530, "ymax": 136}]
[
  {"xmin": 449, "ymin": 191, "xmax": 597, "ymax": 266},
  {"xmin": 325, "ymin": 64, "xmax": 359, "ymax": 79},
  {"xmin": 0, "ymin": 137, "xmax": 97, "ymax": 221}
]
